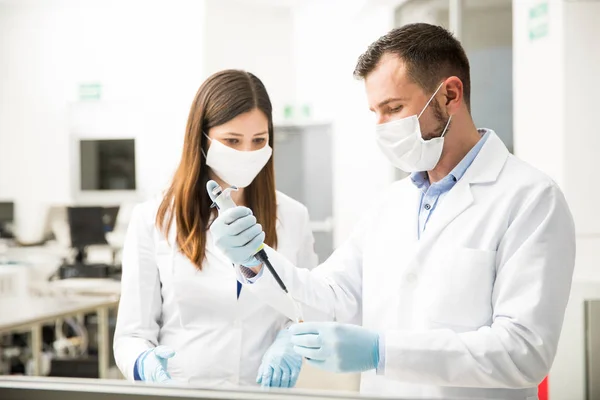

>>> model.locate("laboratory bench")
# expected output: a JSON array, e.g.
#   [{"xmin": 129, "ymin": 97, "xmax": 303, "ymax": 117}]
[
  {"xmin": 0, "ymin": 243, "xmax": 122, "ymax": 378},
  {"xmin": 0, "ymin": 376, "xmax": 444, "ymax": 400},
  {"xmin": 0, "ymin": 294, "xmax": 119, "ymax": 378}
]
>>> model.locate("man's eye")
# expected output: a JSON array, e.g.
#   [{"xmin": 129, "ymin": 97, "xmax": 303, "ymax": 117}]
[{"xmin": 389, "ymin": 106, "xmax": 403, "ymax": 113}]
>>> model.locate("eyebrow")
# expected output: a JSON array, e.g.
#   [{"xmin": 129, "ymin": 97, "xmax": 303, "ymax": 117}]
[
  {"xmin": 221, "ymin": 131, "xmax": 268, "ymax": 137},
  {"xmin": 370, "ymin": 97, "xmax": 407, "ymax": 111}
]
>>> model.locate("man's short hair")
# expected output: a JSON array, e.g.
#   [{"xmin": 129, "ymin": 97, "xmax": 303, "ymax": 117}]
[{"xmin": 354, "ymin": 23, "xmax": 471, "ymax": 109}]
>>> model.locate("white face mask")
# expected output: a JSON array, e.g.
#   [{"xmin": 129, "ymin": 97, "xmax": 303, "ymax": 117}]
[
  {"xmin": 202, "ymin": 134, "xmax": 273, "ymax": 188},
  {"xmin": 375, "ymin": 82, "xmax": 452, "ymax": 173}
]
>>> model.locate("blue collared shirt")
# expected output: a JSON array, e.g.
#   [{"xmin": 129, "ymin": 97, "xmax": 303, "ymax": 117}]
[{"xmin": 410, "ymin": 129, "xmax": 490, "ymax": 238}]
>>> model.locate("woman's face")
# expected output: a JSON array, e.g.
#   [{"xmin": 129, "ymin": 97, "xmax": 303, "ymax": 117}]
[{"xmin": 207, "ymin": 108, "xmax": 269, "ymax": 151}]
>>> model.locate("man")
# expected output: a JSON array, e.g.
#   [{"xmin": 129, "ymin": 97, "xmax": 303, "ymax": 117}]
[{"xmin": 210, "ymin": 23, "xmax": 575, "ymax": 399}]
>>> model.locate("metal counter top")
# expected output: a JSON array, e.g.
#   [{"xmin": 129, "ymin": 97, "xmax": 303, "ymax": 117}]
[{"xmin": 0, "ymin": 376, "xmax": 437, "ymax": 400}]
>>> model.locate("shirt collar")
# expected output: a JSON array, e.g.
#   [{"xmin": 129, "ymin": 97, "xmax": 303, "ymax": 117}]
[{"xmin": 410, "ymin": 129, "xmax": 491, "ymax": 189}]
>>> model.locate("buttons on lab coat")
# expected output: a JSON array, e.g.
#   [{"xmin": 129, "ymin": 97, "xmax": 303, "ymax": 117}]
[{"xmin": 405, "ymin": 273, "xmax": 418, "ymax": 284}]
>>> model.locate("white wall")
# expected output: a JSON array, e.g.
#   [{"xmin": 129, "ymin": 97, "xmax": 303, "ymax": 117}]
[
  {"xmin": 292, "ymin": 0, "xmax": 397, "ymax": 247},
  {"xmin": 513, "ymin": 0, "xmax": 566, "ymax": 187},
  {"xmin": 564, "ymin": 2, "xmax": 600, "ymax": 243},
  {"xmin": 513, "ymin": 1, "xmax": 600, "ymax": 399},
  {"xmin": 203, "ymin": 0, "xmax": 294, "ymax": 121},
  {"xmin": 514, "ymin": 0, "xmax": 600, "ymax": 282},
  {"xmin": 0, "ymin": 0, "xmax": 295, "ymax": 242}
]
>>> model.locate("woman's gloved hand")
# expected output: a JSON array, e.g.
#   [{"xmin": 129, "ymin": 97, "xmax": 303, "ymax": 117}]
[
  {"xmin": 257, "ymin": 329, "xmax": 303, "ymax": 388},
  {"xmin": 135, "ymin": 346, "xmax": 176, "ymax": 383},
  {"xmin": 209, "ymin": 206, "xmax": 265, "ymax": 266}
]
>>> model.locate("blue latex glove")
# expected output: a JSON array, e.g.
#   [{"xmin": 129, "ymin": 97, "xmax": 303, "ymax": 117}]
[
  {"xmin": 210, "ymin": 206, "xmax": 265, "ymax": 266},
  {"xmin": 257, "ymin": 329, "xmax": 302, "ymax": 388},
  {"xmin": 289, "ymin": 322, "xmax": 380, "ymax": 373},
  {"xmin": 135, "ymin": 346, "xmax": 175, "ymax": 383}
]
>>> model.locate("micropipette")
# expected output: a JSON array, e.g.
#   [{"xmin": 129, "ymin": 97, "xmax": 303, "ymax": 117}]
[{"xmin": 206, "ymin": 180, "xmax": 304, "ymax": 323}]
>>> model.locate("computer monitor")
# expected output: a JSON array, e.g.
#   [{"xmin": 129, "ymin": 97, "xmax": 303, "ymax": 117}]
[
  {"xmin": 0, "ymin": 202, "xmax": 14, "ymax": 238},
  {"xmin": 67, "ymin": 207, "xmax": 108, "ymax": 263},
  {"xmin": 79, "ymin": 139, "xmax": 136, "ymax": 191}
]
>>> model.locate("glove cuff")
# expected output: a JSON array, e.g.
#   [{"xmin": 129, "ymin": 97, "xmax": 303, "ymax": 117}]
[
  {"xmin": 371, "ymin": 332, "xmax": 380, "ymax": 370},
  {"xmin": 276, "ymin": 327, "xmax": 292, "ymax": 341},
  {"xmin": 135, "ymin": 348, "xmax": 153, "ymax": 381},
  {"xmin": 242, "ymin": 256, "xmax": 262, "ymax": 267}
]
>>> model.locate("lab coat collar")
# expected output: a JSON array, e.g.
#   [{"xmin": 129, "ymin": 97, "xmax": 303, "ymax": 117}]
[
  {"xmin": 416, "ymin": 130, "xmax": 508, "ymax": 241},
  {"xmin": 275, "ymin": 191, "xmax": 282, "ymax": 205},
  {"xmin": 461, "ymin": 130, "xmax": 509, "ymax": 185}
]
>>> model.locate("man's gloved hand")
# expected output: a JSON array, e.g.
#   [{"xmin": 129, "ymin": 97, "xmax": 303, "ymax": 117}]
[
  {"xmin": 289, "ymin": 322, "xmax": 380, "ymax": 373},
  {"xmin": 135, "ymin": 346, "xmax": 176, "ymax": 383},
  {"xmin": 257, "ymin": 329, "xmax": 303, "ymax": 388},
  {"xmin": 210, "ymin": 206, "xmax": 265, "ymax": 266}
]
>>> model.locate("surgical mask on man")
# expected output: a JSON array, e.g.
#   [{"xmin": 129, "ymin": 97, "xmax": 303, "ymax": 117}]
[
  {"xmin": 375, "ymin": 82, "xmax": 452, "ymax": 172},
  {"xmin": 202, "ymin": 133, "xmax": 272, "ymax": 188}
]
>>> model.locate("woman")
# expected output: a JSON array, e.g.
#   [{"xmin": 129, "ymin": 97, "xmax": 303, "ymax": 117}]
[{"xmin": 114, "ymin": 70, "xmax": 318, "ymax": 388}]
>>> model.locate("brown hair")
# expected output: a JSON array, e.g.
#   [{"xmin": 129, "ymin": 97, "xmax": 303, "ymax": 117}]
[
  {"xmin": 354, "ymin": 23, "xmax": 471, "ymax": 109},
  {"xmin": 156, "ymin": 70, "xmax": 278, "ymax": 269}
]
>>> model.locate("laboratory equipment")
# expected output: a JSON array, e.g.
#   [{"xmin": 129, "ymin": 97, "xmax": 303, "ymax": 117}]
[
  {"xmin": 68, "ymin": 206, "xmax": 108, "ymax": 258},
  {"xmin": 0, "ymin": 295, "xmax": 117, "ymax": 378},
  {"xmin": 54, "ymin": 207, "xmax": 111, "ymax": 279},
  {"xmin": 207, "ymin": 181, "xmax": 304, "ymax": 323},
  {"xmin": 0, "ymin": 202, "xmax": 15, "ymax": 239}
]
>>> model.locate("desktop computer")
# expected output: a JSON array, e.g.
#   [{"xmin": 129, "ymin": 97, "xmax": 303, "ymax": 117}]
[
  {"xmin": 68, "ymin": 207, "xmax": 108, "ymax": 262},
  {"xmin": 57, "ymin": 207, "xmax": 112, "ymax": 279}
]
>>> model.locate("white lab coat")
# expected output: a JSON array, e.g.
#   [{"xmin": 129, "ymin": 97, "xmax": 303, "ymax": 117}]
[
  {"xmin": 237, "ymin": 132, "xmax": 576, "ymax": 400},
  {"xmin": 113, "ymin": 191, "xmax": 318, "ymax": 387}
]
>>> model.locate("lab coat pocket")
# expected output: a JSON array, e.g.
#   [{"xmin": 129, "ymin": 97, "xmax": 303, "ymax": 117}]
[{"xmin": 428, "ymin": 247, "xmax": 496, "ymax": 330}]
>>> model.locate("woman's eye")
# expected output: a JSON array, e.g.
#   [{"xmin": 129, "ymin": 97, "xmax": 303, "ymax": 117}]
[
  {"xmin": 225, "ymin": 139, "xmax": 239, "ymax": 145},
  {"xmin": 253, "ymin": 138, "xmax": 266, "ymax": 144}
]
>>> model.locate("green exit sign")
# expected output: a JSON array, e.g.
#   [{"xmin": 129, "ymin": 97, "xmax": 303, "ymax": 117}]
[
  {"xmin": 79, "ymin": 82, "xmax": 102, "ymax": 100},
  {"xmin": 528, "ymin": 1, "xmax": 549, "ymax": 41}
]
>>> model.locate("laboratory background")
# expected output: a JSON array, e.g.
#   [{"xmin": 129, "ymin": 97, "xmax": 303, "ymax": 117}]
[{"xmin": 0, "ymin": 0, "xmax": 598, "ymax": 399}]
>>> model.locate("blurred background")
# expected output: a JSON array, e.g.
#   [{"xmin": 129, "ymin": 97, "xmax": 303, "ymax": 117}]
[{"xmin": 0, "ymin": 0, "xmax": 598, "ymax": 399}]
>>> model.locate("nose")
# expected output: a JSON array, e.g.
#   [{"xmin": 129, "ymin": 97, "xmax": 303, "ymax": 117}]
[
  {"xmin": 376, "ymin": 114, "xmax": 390, "ymax": 125},
  {"xmin": 241, "ymin": 142, "xmax": 254, "ymax": 152}
]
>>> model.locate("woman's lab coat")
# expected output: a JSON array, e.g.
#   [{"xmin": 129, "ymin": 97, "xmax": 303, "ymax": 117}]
[
  {"xmin": 237, "ymin": 132, "xmax": 576, "ymax": 400},
  {"xmin": 113, "ymin": 191, "xmax": 318, "ymax": 387}
]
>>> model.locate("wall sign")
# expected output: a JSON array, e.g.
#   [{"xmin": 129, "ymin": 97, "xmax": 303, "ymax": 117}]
[{"xmin": 528, "ymin": 1, "xmax": 549, "ymax": 41}]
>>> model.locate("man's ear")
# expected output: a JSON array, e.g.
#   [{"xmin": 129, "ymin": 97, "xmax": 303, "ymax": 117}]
[{"xmin": 443, "ymin": 76, "xmax": 463, "ymax": 114}]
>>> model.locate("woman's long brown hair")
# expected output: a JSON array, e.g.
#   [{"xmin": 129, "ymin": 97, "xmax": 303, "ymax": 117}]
[{"xmin": 156, "ymin": 70, "xmax": 278, "ymax": 269}]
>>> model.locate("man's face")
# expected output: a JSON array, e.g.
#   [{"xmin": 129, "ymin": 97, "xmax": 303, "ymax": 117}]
[{"xmin": 365, "ymin": 53, "xmax": 449, "ymax": 140}]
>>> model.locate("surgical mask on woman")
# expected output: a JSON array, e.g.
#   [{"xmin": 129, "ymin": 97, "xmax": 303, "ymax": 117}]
[
  {"xmin": 375, "ymin": 82, "xmax": 452, "ymax": 172},
  {"xmin": 202, "ymin": 133, "xmax": 273, "ymax": 188}
]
